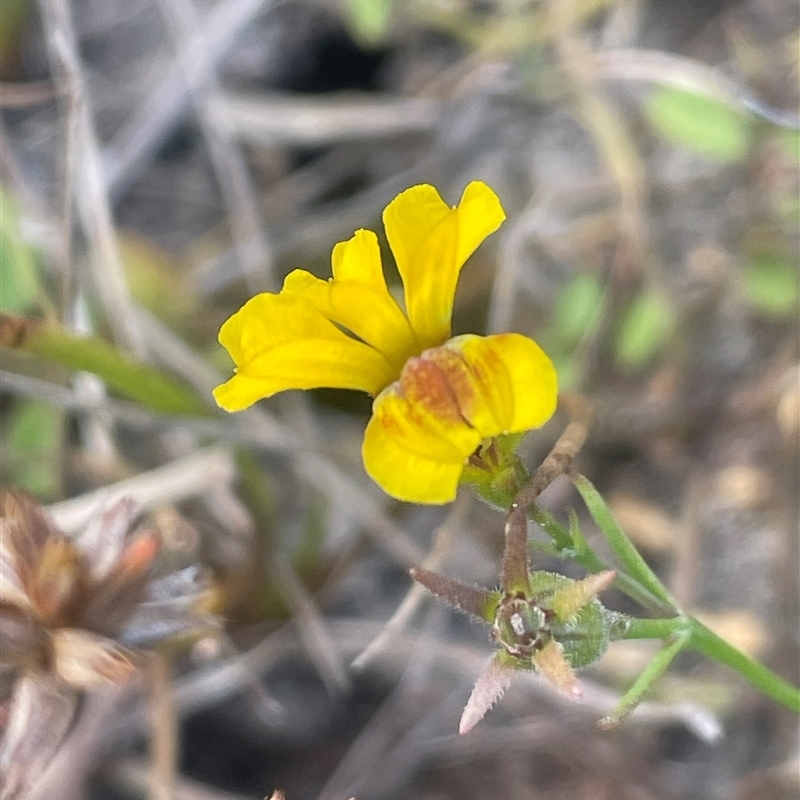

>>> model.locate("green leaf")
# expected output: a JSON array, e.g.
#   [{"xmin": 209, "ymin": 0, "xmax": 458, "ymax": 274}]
[
  {"xmin": 551, "ymin": 272, "xmax": 605, "ymax": 346},
  {"xmin": 1, "ymin": 315, "xmax": 211, "ymax": 417},
  {"xmin": 742, "ymin": 255, "xmax": 799, "ymax": 318},
  {"xmin": 599, "ymin": 632, "xmax": 689, "ymax": 728},
  {"xmin": 0, "ymin": 190, "xmax": 41, "ymax": 313},
  {"xmin": 342, "ymin": 0, "xmax": 393, "ymax": 46},
  {"xmin": 778, "ymin": 129, "xmax": 800, "ymax": 165},
  {"xmin": 2, "ymin": 400, "xmax": 62, "ymax": 499},
  {"xmin": 645, "ymin": 87, "xmax": 753, "ymax": 163},
  {"xmin": 615, "ymin": 290, "xmax": 672, "ymax": 370}
]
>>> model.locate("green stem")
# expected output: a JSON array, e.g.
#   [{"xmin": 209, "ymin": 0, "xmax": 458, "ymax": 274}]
[
  {"xmin": 624, "ymin": 617, "xmax": 688, "ymax": 639},
  {"xmin": 570, "ymin": 473, "xmax": 676, "ymax": 610},
  {"xmin": 528, "ymin": 506, "xmax": 675, "ymax": 617},
  {"xmin": 689, "ymin": 620, "xmax": 800, "ymax": 714},
  {"xmin": 600, "ymin": 631, "xmax": 690, "ymax": 728}
]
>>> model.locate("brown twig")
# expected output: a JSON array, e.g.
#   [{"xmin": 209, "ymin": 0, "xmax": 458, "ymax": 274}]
[{"xmin": 503, "ymin": 393, "xmax": 594, "ymax": 591}]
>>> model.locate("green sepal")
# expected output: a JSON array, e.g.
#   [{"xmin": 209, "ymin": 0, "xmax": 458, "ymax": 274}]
[{"xmin": 530, "ymin": 571, "xmax": 628, "ymax": 669}]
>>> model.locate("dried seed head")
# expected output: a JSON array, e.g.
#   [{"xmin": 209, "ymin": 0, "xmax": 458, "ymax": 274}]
[{"xmin": 0, "ymin": 490, "xmax": 219, "ymax": 800}]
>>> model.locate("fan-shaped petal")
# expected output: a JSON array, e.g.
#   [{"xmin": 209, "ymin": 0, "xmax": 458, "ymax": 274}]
[
  {"xmin": 447, "ymin": 333, "xmax": 558, "ymax": 434},
  {"xmin": 282, "ymin": 230, "xmax": 418, "ymax": 367},
  {"xmin": 383, "ymin": 181, "xmax": 505, "ymax": 349},
  {"xmin": 362, "ymin": 411, "xmax": 466, "ymax": 504},
  {"xmin": 213, "ymin": 293, "xmax": 394, "ymax": 410}
]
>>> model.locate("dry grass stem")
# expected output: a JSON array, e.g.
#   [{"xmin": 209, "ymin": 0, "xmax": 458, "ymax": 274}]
[
  {"xmin": 38, "ymin": 0, "xmax": 146, "ymax": 356},
  {"xmin": 47, "ymin": 447, "xmax": 238, "ymax": 534},
  {"xmin": 351, "ymin": 494, "xmax": 472, "ymax": 671}
]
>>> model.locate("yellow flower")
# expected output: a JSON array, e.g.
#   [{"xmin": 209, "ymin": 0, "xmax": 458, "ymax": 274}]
[{"xmin": 214, "ymin": 182, "xmax": 558, "ymax": 504}]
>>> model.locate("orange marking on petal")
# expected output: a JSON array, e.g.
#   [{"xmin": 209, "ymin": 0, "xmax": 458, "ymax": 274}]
[{"xmin": 397, "ymin": 357, "xmax": 467, "ymax": 427}]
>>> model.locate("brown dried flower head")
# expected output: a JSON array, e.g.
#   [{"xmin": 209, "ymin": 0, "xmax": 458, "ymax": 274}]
[{"xmin": 0, "ymin": 489, "xmax": 218, "ymax": 798}]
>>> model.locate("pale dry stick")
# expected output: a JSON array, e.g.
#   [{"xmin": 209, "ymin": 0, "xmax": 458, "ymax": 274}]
[
  {"xmin": 155, "ymin": 0, "xmax": 274, "ymax": 291},
  {"xmin": 112, "ymin": 759, "xmax": 255, "ymax": 800},
  {"xmin": 351, "ymin": 494, "xmax": 472, "ymax": 672},
  {"xmin": 103, "ymin": 0, "xmax": 282, "ymax": 198},
  {"xmin": 37, "ymin": 0, "xmax": 146, "ymax": 356},
  {"xmin": 487, "ymin": 189, "xmax": 548, "ymax": 335},
  {"xmin": 599, "ymin": 0, "xmax": 642, "ymax": 50},
  {"xmin": 268, "ymin": 557, "xmax": 351, "ymax": 694},
  {"xmin": 206, "ymin": 91, "xmax": 439, "ymax": 147},
  {"xmin": 38, "ymin": 0, "xmax": 120, "ymax": 472},
  {"xmin": 0, "ymin": 80, "xmax": 59, "ymax": 106},
  {"xmin": 504, "ymin": 393, "xmax": 594, "ymax": 588},
  {"xmin": 110, "ymin": 620, "xmax": 715, "ymax": 752},
  {"xmin": 24, "ymin": 688, "xmax": 134, "ymax": 800},
  {"xmin": 0, "ymin": 369, "xmax": 189, "ymax": 429},
  {"xmin": 46, "ymin": 446, "xmax": 239, "ymax": 534},
  {"xmin": 548, "ymin": 0, "xmax": 648, "ymax": 277},
  {"xmin": 148, "ymin": 654, "xmax": 178, "ymax": 800}
]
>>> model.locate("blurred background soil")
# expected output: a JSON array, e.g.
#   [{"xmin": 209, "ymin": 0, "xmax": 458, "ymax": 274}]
[{"xmin": 0, "ymin": 0, "xmax": 798, "ymax": 798}]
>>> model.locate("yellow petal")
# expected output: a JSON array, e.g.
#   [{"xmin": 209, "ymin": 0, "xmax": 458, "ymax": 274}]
[
  {"xmin": 282, "ymin": 230, "xmax": 418, "ymax": 367},
  {"xmin": 362, "ymin": 411, "xmax": 465, "ymax": 504},
  {"xmin": 214, "ymin": 338, "xmax": 393, "ymax": 411},
  {"xmin": 369, "ymin": 378, "xmax": 481, "ymax": 463},
  {"xmin": 214, "ymin": 292, "xmax": 394, "ymax": 410},
  {"xmin": 218, "ymin": 292, "xmax": 338, "ymax": 365},
  {"xmin": 452, "ymin": 333, "xmax": 558, "ymax": 433},
  {"xmin": 383, "ymin": 181, "xmax": 505, "ymax": 349}
]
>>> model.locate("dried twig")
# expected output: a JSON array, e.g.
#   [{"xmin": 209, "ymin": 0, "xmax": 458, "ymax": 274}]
[
  {"xmin": 46, "ymin": 447, "xmax": 239, "ymax": 534},
  {"xmin": 351, "ymin": 494, "xmax": 472, "ymax": 671},
  {"xmin": 206, "ymin": 92, "xmax": 438, "ymax": 147},
  {"xmin": 103, "ymin": 0, "xmax": 282, "ymax": 197},
  {"xmin": 37, "ymin": 0, "xmax": 145, "ymax": 356},
  {"xmin": 596, "ymin": 48, "xmax": 800, "ymax": 130},
  {"xmin": 148, "ymin": 654, "xmax": 178, "ymax": 800},
  {"xmin": 155, "ymin": 0, "xmax": 274, "ymax": 291},
  {"xmin": 504, "ymin": 393, "xmax": 594, "ymax": 586},
  {"xmin": 269, "ymin": 557, "xmax": 351, "ymax": 694}
]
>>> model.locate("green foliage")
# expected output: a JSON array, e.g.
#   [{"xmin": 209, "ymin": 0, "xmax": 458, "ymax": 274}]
[
  {"xmin": 551, "ymin": 271, "xmax": 605, "ymax": 346},
  {"xmin": 645, "ymin": 87, "xmax": 753, "ymax": 163},
  {"xmin": 778, "ymin": 128, "xmax": 800, "ymax": 164},
  {"xmin": 742, "ymin": 254, "xmax": 799, "ymax": 318},
  {"xmin": 529, "ymin": 570, "xmax": 625, "ymax": 669},
  {"xmin": 342, "ymin": 0, "xmax": 393, "ymax": 46},
  {"xmin": 0, "ymin": 190, "xmax": 41, "ymax": 313},
  {"xmin": 3, "ymin": 319, "xmax": 211, "ymax": 416},
  {"xmin": 2, "ymin": 400, "xmax": 61, "ymax": 500},
  {"xmin": 614, "ymin": 290, "xmax": 672, "ymax": 370}
]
